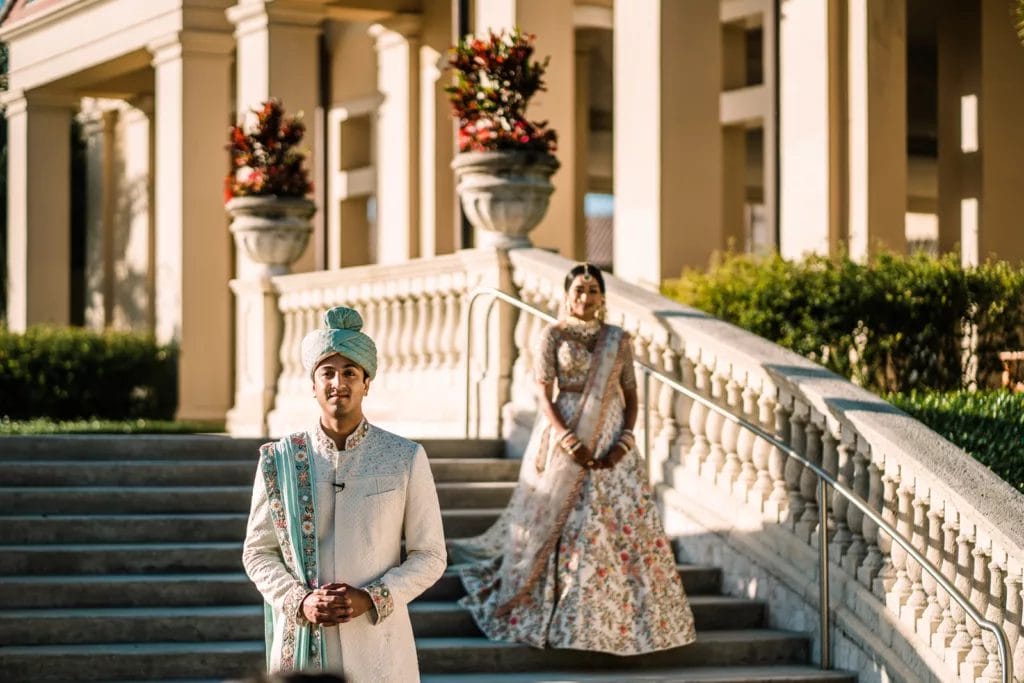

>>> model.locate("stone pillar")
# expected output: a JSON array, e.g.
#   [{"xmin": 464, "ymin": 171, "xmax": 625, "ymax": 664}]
[
  {"xmin": 370, "ymin": 15, "xmax": 421, "ymax": 264},
  {"xmin": 149, "ymin": 31, "xmax": 234, "ymax": 422},
  {"xmin": 846, "ymin": 0, "xmax": 907, "ymax": 259},
  {"xmin": 976, "ymin": 0, "xmax": 1024, "ymax": 264},
  {"xmin": 936, "ymin": 0, "xmax": 979, "ymax": 261},
  {"xmin": 419, "ymin": 1, "xmax": 456, "ymax": 258},
  {"xmin": 612, "ymin": 0, "xmax": 721, "ymax": 287},
  {"xmin": 474, "ymin": 0, "xmax": 578, "ymax": 258},
  {"xmin": 80, "ymin": 104, "xmax": 118, "ymax": 331},
  {"xmin": 226, "ymin": 278, "xmax": 281, "ymax": 436},
  {"xmin": 227, "ymin": 0, "xmax": 324, "ymax": 275},
  {"xmin": 779, "ymin": 0, "xmax": 843, "ymax": 259},
  {"xmin": 4, "ymin": 91, "xmax": 76, "ymax": 330},
  {"xmin": 115, "ymin": 97, "xmax": 156, "ymax": 332}
]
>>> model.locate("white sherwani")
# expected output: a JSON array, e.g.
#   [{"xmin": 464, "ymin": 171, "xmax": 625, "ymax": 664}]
[{"xmin": 242, "ymin": 420, "xmax": 447, "ymax": 682}]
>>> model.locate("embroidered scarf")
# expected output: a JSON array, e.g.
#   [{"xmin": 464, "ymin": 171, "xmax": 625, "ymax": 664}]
[
  {"xmin": 494, "ymin": 324, "xmax": 627, "ymax": 616},
  {"xmin": 259, "ymin": 433, "xmax": 324, "ymax": 671}
]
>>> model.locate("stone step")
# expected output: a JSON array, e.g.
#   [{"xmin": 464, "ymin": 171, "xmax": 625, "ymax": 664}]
[
  {"xmin": 0, "ymin": 435, "xmax": 505, "ymax": 461},
  {"xmin": 420, "ymin": 668, "xmax": 857, "ymax": 682},
  {"xmin": 0, "ymin": 631, "xmax": 811, "ymax": 682},
  {"xmin": 0, "ymin": 509, "xmax": 502, "ymax": 543},
  {"xmin": 421, "ymin": 564, "xmax": 722, "ymax": 602},
  {"xmin": 0, "ymin": 641, "xmax": 264, "ymax": 682},
  {"xmin": 0, "ymin": 565, "xmax": 720, "ymax": 609},
  {"xmin": 0, "ymin": 457, "xmax": 521, "ymax": 487},
  {"xmin": 0, "ymin": 573, "xmax": 261, "ymax": 609},
  {"xmin": 416, "ymin": 631, "xmax": 810, "ymax": 673},
  {"xmin": 0, "ymin": 481, "xmax": 513, "ymax": 514},
  {"xmin": 0, "ymin": 542, "xmax": 245, "ymax": 575},
  {"xmin": 0, "ymin": 596, "xmax": 763, "ymax": 645}
]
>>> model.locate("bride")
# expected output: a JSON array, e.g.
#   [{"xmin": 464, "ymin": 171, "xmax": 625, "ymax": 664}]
[{"xmin": 454, "ymin": 262, "xmax": 696, "ymax": 655}]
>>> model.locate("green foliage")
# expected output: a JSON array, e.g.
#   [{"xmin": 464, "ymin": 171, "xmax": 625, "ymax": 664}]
[
  {"xmin": 889, "ymin": 390, "xmax": 1024, "ymax": 491},
  {"xmin": 0, "ymin": 326, "xmax": 177, "ymax": 420},
  {"xmin": 663, "ymin": 251, "xmax": 1024, "ymax": 394},
  {"xmin": 0, "ymin": 417, "xmax": 223, "ymax": 435}
]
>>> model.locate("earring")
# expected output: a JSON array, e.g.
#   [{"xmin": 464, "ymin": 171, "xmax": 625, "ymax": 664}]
[{"xmin": 596, "ymin": 303, "xmax": 607, "ymax": 321}]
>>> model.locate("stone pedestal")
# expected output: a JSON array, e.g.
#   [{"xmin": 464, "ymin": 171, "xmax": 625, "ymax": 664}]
[{"xmin": 226, "ymin": 277, "xmax": 282, "ymax": 437}]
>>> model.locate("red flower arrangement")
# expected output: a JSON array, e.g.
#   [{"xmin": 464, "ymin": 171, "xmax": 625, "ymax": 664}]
[
  {"xmin": 225, "ymin": 99, "xmax": 312, "ymax": 203},
  {"xmin": 446, "ymin": 28, "xmax": 557, "ymax": 154}
]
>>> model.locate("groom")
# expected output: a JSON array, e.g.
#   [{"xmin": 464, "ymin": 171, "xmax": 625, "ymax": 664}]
[{"xmin": 242, "ymin": 306, "xmax": 447, "ymax": 681}]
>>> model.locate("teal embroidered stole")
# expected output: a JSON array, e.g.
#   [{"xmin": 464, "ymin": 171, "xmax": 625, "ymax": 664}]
[{"xmin": 259, "ymin": 433, "xmax": 324, "ymax": 671}]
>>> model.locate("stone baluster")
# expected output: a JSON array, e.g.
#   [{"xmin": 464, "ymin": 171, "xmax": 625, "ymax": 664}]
[
  {"xmin": 981, "ymin": 560, "xmax": 1006, "ymax": 682},
  {"xmin": 748, "ymin": 388, "xmax": 773, "ymax": 505},
  {"xmin": 1003, "ymin": 573, "xmax": 1023, "ymax": 679},
  {"xmin": 413, "ymin": 283, "xmax": 431, "ymax": 369},
  {"xmin": 872, "ymin": 474, "xmax": 899, "ymax": 600},
  {"xmin": 276, "ymin": 301, "xmax": 297, "ymax": 394},
  {"xmin": 427, "ymin": 287, "xmax": 444, "ymax": 369},
  {"xmin": 687, "ymin": 361, "xmax": 711, "ymax": 474},
  {"xmin": 441, "ymin": 289, "xmax": 459, "ymax": 368},
  {"xmin": 701, "ymin": 372, "xmax": 727, "ymax": 483},
  {"xmin": 783, "ymin": 400, "xmax": 808, "ymax": 529},
  {"xmin": 718, "ymin": 377, "xmax": 742, "ymax": 488},
  {"xmin": 842, "ymin": 442, "xmax": 868, "ymax": 577},
  {"xmin": 857, "ymin": 455, "xmax": 884, "ymax": 588},
  {"xmin": 947, "ymin": 533, "xmax": 976, "ymax": 669},
  {"xmin": 374, "ymin": 293, "xmax": 392, "ymax": 373},
  {"xmin": 795, "ymin": 418, "xmax": 821, "ymax": 544},
  {"xmin": 826, "ymin": 432, "xmax": 852, "ymax": 561},
  {"xmin": 764, "ymin": 395, "xmax": 790, "ymax": 520},
  {"xmin": 385, "ymin": 294, "xmax": 403, "ymax": 372},
  {"xmin": 901, "ymin": 495, "xmax": 929, "ymax": 628},
  {"xmin": 962, "ymin": 545, "xmax": 992, "ymax": 680},
  {"xmin": 399, "ymin": 292, "xmax": 417, "ymax": 371},
  {"xmin": 933, "ymin": 515, "xmax": 959, "ymax": 652},
  {"xmin": 508, "ymin": 291, "xmax": 535, "ymax": 405},
  {"xmin": 676, "ymin": 355, "xmax": 696, "ymax": 456},
  {"xmin": 917, "ymin": 505, "xmax": 945, "ymax": 642},
  {"xmin": 885, "ymin": 482, "xmax": 914, "ymax": 613},
  {"xmin": 655, "ymin": 346, "xmax": 682, "ymax": 477},
  {"xmin": 734, "ymin": 384, "xmax": 759, "ymax": 500}
]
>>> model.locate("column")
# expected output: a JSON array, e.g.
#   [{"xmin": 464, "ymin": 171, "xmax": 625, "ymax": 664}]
[
  {"xmin": 370, "ymin": 15, "xmax": 421, "ymax": 264},
  {"xmin": 779, "ymin": 0, "xmax": 843, "ymax": 259},
  {"xmin": 4, "ymin": 91, "xmax": 76, "ymax": 330},
  {"xmin": 149, "ymin": 30, "xmax": 234, "ymax": 422},
  {"xmin": 936, "ymin": 0, "xmax": 979, "ymax": 260},
  {"xmin": 612, "ymin": 0, "xmax": 721, "ymax": 288},
  {"xmin": 114, "ymin": 96, "xmax": 156, "ymax": 332},
  {"xmin": 419, "ymin": 1, "xmax": 456, "ymax": 258},
  {"xmin": 847, "ymin": 0, "xmax": 907, "ymax": 259},
  {"xmin": 976, "ymin": 0, "xmax": 1024, "ymax": 264},
  {"xmin": 227, "ymin": 0, "xmax": 324, "ymax": 274},
  {"xmin": 475, "ymin": 0, "xmax": 578, "ymax": 258},
  {"xmin": 80, "ymin": 104, "xmax": 118, "ymax": 331}
]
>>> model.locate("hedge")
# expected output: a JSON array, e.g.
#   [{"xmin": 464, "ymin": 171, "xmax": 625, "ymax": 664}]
[
  {"xmin": 663, "ymin": 251, "xmax": 1024, "ymax": 395},
  {"xmin": 889, "ymin": 391, "xmax": 1024, "ymax": 491},
  {"xmin": 0, "ymin": 326, "xmax": 177, "ymax": 420}
]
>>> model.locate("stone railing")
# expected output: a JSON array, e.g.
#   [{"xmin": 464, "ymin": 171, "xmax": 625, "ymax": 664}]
[
  {"xmin": 505, "ymin": 248, "xmax": 1024, "ymax": 683},
  {"xmin": 227, "ymin": 248, "xmax": 516, "ymax": 440}
]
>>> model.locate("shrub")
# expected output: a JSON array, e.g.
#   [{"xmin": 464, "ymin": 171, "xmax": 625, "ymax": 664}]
[
  {"xmin": 889, "ymin": 390, "xmax": 1024, "ymax": 491},
  {"xmin": 0, "ymin": 326, "xmax": 177, "ymax": 420},
  {"xmin": 663, "ymin": 251, "xmax": 1024, "ymax": 394}
]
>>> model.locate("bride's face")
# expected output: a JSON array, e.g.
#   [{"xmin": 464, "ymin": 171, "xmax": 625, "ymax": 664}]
[{"xmin": 566, "ymin": 274, "xmax": 604, "ymax": 321}]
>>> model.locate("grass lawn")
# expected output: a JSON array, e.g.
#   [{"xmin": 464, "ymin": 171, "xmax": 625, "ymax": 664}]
[{"xmin": 0, "ymin": 418, "xmax": 226, "ymax": 435}]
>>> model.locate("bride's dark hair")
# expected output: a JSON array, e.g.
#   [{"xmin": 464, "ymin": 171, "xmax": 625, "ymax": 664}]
[{"xmin": 564, "ymin": 262, "xmax": 606, "ymax": 294}]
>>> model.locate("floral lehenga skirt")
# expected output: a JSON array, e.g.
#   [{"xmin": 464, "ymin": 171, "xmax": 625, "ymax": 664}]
[{"xmin": 454, "ymin": 391, "xmax": 697, "ymax": 655}]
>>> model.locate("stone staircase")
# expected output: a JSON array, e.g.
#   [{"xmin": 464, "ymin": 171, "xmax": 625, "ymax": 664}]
[{"xmin": 0, "ymin": 435, "xmax": 856, "ymax": 683}]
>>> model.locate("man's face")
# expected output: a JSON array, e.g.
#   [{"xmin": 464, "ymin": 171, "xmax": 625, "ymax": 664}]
[{"xmin": 312, "ymin": 354, "xmax": 370, "ymax": 420}]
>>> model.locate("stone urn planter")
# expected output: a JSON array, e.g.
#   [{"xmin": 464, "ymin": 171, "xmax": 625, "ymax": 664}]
[
  {"xmin": 452, "ymin": 151, "xmax": 560, "ymax": 249},
  {"xmin": 226, "ymin": 196, "xmax": 316, "ymax": 276}
]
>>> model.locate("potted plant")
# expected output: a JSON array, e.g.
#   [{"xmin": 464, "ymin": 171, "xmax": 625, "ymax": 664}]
[
  {"xmin": 447, "ymin": 28, "xmax": 560, "ymax": 249},
  {"xmin": 225, "ymin": 99, "xmax": 315, "ymax": 276}
]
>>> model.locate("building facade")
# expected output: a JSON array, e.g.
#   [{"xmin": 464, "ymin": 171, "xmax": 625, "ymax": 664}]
[{"xmin": 3, "ymin": 0, "xmax": 1024, "ymax": 420}]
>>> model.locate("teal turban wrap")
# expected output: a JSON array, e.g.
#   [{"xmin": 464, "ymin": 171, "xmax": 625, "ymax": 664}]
[{"xmin": 300, "ymin": 306, "xmax": 378, "ymax": 379}]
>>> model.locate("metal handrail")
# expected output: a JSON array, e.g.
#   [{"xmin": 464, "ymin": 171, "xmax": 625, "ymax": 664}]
[{"xmin": 462, "ymin": 286, "xmax": 1011, "ymax": 681}]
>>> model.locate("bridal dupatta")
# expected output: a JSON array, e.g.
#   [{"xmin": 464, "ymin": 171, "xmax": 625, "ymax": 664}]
[
  {"xmin": 493, "ymin": 324, "xmax": 628, "ymax": 615},
  {"xmin": 258, "ymin": 434, "xmax": 324, "ymax": 671}
]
